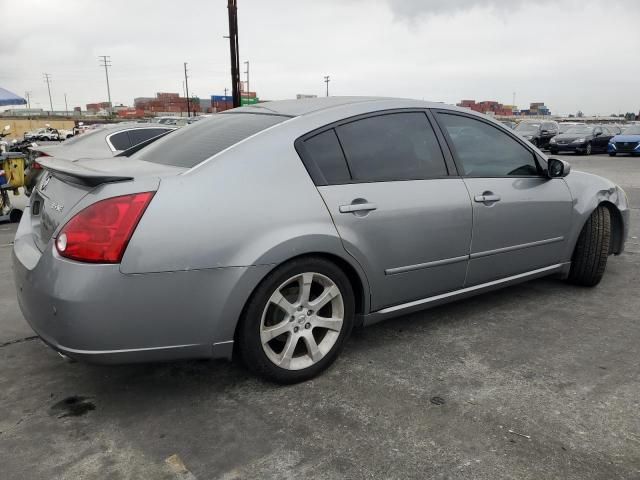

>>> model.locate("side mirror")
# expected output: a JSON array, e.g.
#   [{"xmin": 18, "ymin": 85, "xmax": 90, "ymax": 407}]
[
  {"xmin": 595, "ymin": 132, "xmax": 602, "ymax": 137},
  {"xmin": 547, "ymin": 158, "xmax": 571, "ymax": 178}
]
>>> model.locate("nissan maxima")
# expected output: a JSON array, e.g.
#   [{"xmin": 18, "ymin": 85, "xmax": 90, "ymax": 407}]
[{"xmin": 13, "ymin": 97, "xmax": 630, "ymax": 383}]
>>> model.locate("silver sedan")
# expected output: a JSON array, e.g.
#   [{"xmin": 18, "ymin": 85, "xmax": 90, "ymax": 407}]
[{"xmin": 13, "ymin": 97, "xmax": 630, "ymax": 383}]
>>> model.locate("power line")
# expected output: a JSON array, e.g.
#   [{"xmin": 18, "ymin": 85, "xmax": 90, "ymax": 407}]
[
  {"xmin": 43, "ymin": 73, "xmax": 53, "ymax": 111},
  {"xmin": 184, "ymin": 62, "xmax": 191, "ymax": 117},
  {"xmin": 98, "ymin": 55, "xmax": 113, "ymax": 116}
]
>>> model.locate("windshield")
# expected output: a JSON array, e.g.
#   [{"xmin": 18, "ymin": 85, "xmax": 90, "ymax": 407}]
[
  {"xmin": 134, "ymin": 113, "xmax": 289, "ymax": 168},
  {"xmin": 565, "ymin": 125, "xmax": 593, "ymax": 135},
  {"xmin": 622, "ymin": 125, "xmax": 640, "ymax": 135},
  {"xmin": 515, "ymin": 123, "xmax": 540, "ymax": 133}
]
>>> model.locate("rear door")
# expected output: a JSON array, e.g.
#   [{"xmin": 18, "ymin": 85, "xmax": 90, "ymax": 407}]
[
  {"xmin": 433, "ymin": 111, "xmax": 573, "ymax": 286},
  {"xmin": 297, "ymin": 110, "xmax": 472, "ymax": 310}
]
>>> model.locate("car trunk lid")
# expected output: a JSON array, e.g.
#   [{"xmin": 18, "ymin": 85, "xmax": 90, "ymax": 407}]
[{"xmin": 30, "ymin": 157, "xmax": 184, "ymax": 251}]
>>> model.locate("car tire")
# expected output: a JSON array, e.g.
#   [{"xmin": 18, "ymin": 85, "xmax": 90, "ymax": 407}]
[
  {"xmin": 237, "ymin": 257, "xmax": 355, "ymax": 384},
  {"xmin": 567, "ymin": 206, "xmax": 611, "ymax": 287},
  {"xmin": 609, "ymin": 152, "xmax": 616, "ymax": 157},
  {"xmin": 583, "ymin": 143, "xmax": 592, "ymax": 156},
  {"xmin": 550, "ymin": 148, "xmax": 558, "ymax": 155}
]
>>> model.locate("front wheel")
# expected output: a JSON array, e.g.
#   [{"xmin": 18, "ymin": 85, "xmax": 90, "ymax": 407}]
[
  {"xmin": 238, "ymin": 257, "xmax": 355, "ymax": 383},
  {"xmin": 582, "ymin": 143, "xmax": 592, "ymax": 156},
  {"xmin": 567, "ymin": 206, "xmax": 611, "ymax": 287}
]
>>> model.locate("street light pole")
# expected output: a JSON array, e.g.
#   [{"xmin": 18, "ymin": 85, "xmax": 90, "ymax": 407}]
[{"xmin": 64, "ymin": 93, "xmax": 69, "ymax": 116}]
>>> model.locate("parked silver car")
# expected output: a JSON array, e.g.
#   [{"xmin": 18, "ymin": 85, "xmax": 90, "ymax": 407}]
[{"xmin": 13, "ymin": 97, "xmax": 629, "ymax": 383}]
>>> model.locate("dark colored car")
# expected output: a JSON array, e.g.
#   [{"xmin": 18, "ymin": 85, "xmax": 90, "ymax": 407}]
[
  {"xmin": 549, "ymin": 125, "xmax": 614, "ymax": 155},
  {"xmin": 608, "ymin": 125, "xmax": 640, "ymax": 156},
  {"xmin": 515, "ymin": 120, "xmax": 559, "ymax": 149}
]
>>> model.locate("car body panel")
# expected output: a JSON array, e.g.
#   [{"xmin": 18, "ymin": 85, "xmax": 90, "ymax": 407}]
[
  {"xmin": 463, "ymin": 176, "xmax": 573, "ymax": 285},
  {"xmin": 12, "ymin": 97, "xmax": 631, "ymax": 364},
  {"xmin": 318, "ymin": 178, "xmax": 472, "ymax": 310}
]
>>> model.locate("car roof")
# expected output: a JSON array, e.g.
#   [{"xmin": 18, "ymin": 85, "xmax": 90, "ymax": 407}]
[{"xmin": 227, "ymin": 96, "xmax": 451, "ymax": 118}]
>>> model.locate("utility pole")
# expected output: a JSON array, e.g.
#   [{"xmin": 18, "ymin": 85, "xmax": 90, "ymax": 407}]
[
  {"xmin": 43, "ymin": 73, "xmax": 53, "ymax": 112},
  {"xmin": 224, "ymin": 87, "xmax": 228, "ymax": 97},
  {"xmin": 183, "ymin": 62, "xmax": 191, "ymax": 117},
  {"xmin": 25, "ymin": 91, "xmax": 33, "ymax": 130},
  {"xmin": 244, "ymin": 60, "xmax": 250, "ymax": 105},
  {"xmin": 324, "ymin": 75, "xmax": 330, "ymax": 97},
  {"xmin": 98, "ymin": 55, "xmax": 113, "ymax": 117},
  {"xmin": 227, "ymin": 0, "xmax": 241, "ymax": 108},
  {"xmin": 64, "ymin": 93, "xmax": 69, "ymax": 116}
]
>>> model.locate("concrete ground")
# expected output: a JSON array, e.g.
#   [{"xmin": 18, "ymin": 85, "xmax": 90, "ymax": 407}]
[{"xmin": 1, "ymin": 153, "xmax": 639, "ymax": 480}]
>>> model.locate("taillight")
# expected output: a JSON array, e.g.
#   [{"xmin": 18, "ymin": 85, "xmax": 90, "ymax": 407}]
[
  {"xmin": 32, "ymin": 162, "xmax": 43, "ymax": 170},
  {"xmin": 55, "ymin": 192, "xmax": 155, "ymax": 263}
]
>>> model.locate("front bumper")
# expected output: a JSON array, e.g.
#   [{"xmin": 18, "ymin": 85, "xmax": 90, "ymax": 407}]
[
  {"xmin": 550, "ymin": 142, "xmax": 587, "ymax": 153},
  {"xmin": 13, "ymin": 209, "xmax": 271, "ymax": 364},
  {"xmin": 608, "ymin": 143, "xmax": 640, "ymax": 154}
]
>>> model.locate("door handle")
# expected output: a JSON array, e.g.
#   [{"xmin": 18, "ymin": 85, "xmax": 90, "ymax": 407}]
[
  {"xmin": 339, "ymin": 202, "xmax": 377, "ymax": 213},
  {"xmin": 474, "ymin": 193, "xmax": 501, "ymax": 204}
]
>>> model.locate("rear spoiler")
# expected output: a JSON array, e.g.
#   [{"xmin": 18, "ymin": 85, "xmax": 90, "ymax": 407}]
[{"xmin": 37, "ymin": 158, "xmax": 133, "ymax": 187}]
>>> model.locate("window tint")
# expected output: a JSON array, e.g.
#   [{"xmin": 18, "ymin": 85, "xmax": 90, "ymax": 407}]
[
  {"xmin": 335, "ymin": 112, "xmax": 447, "ymax": 182},
  {"xmin": 303, "ymin": 129, "xmax": 351, "ymax": 184},
  {"xmin": 438, "ymin": 113, "xmax": 539, "ymax": 177},
  {"xmin": 135, "ymin": 113, "xmax": 288, "ymax": 168},
  {"xmin": 127, "ymin": 128, "xmax": 172, "ymax": 147},
  {"xmin": 109, "ymin": 131, "xmax": 132, "ymax": 151}
]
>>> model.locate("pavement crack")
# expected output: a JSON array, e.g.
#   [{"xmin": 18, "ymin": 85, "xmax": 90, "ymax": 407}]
[{"xmin": 0, "ymin": 336, "xmax": 38, "ymax": 348}]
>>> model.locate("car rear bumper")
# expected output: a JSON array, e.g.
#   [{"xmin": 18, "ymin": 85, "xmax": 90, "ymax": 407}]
[{"xmin": 13, "ymin": 208, "xmax": 271, "ymax": 364}]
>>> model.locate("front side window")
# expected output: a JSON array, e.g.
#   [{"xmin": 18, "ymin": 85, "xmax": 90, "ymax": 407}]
[
  {"xmin": 335, "ymin": 112, "xmax": 447, "ymax": 182},
  {"xmin": 438, "ymin": 113, "xmax": 539, "ymax": 177}
]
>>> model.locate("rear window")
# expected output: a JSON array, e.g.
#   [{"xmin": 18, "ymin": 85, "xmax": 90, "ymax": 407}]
[{"xmin": 134, "ymin": 113, "xmax": 288, "ymax": 168}]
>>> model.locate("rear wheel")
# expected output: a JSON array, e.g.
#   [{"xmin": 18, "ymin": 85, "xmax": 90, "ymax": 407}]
[
  {"xmin": 609, "ymin": 152, "xmax": 617, "ymax": 157},
  {"xmin": 238, "ymin": 257, "xmax": 354, "ymax": 383},
  {"xmin": 567, "ymin": 206, "xmax": 611, "ymax": 287},
  {"xmin": 583, "ymin": 143, "xmax": 592, "ymax": 156}
]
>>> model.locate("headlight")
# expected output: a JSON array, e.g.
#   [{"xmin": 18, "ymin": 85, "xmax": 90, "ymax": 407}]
[
  {"xmin": 550, "ymin": 137, "xmax": 557, "ymax": 143},
  {"xmin": 524, "ymin": 135, "xmax": 533, "ymax": 139},
  {"xmin": 572, "ymin": 138, "xmax": 586, "ymax": 144}
]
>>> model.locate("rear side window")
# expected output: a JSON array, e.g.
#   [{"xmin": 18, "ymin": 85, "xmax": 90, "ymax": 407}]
[
  {"xmin": 335, "ymin": 112, "xmax": 447, "ymax": 182},
  {"xmin": 109, "ymin": 131, "xmax": 132, "ymax": 151},
  {"xmin": 437, "ymin": 113, "xmax": 539, "ymax": 177},
  {"xmin": 135, "ymin": 113, "xmax": 288, "ymax": 168},
  {"xmin": 303, "ymin": 130, "xmax": 351, "ymax": 184}
]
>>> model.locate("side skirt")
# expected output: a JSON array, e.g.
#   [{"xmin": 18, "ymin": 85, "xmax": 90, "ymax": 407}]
[{"xmin": 361, "ymin": 263, "xmax": 570, "ymax": 327}]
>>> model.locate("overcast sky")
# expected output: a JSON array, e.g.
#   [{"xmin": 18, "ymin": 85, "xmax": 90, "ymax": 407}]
[{"xmin": 1, "ymin": 0, "xmax": 639, "ymax": 116}]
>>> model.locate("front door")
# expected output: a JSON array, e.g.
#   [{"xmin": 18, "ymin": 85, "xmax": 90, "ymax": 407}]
[
  {"xmin": 297, "ymin": 111, "xmax": 473, "ymax": 310},
  {"xmin": 434, "ymin": 111, "xmax": 573, "ymax": 286}
]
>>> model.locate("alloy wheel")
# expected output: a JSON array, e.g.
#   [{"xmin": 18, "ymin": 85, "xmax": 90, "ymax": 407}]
[{"xmin": 260, "ymin": 272, "xmax": 344, "ymax": 370}]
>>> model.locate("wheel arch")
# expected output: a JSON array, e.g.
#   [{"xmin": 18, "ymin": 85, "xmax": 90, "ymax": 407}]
[{"xmin": 599, "ymin": 200, "xmax": 624, "ymax": 255}]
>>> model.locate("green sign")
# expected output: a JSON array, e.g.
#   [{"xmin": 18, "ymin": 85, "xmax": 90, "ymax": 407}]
[{"xmin": 241, "ymin": 97, "xmax": 259, "ymax": 106}]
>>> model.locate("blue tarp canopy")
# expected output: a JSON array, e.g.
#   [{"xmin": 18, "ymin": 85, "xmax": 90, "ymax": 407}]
[{"xmin": 0, "ymin": 87, "xmax": 27, "ymax": 107}]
